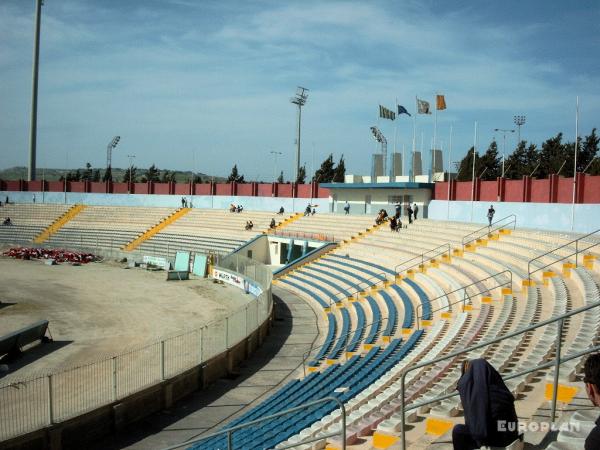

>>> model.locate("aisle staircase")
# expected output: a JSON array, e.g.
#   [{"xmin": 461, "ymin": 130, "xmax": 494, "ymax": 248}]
[
  {"xmin": 122, "ymin": 207, "xmax": 191, "ymax": 251},
  {"xmin": 32, "ymin": 204, "xmax": 86, "ymax": 244}
]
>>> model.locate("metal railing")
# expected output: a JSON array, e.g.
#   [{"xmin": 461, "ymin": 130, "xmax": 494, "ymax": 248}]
[
  {"xmin": 0, "ymin": 255, "xmax": 271, "ymax": 442},
  {"xmin": 269, "ymin": 229, "xmax": 336, "ymax": 242},
  {"xmin": 462, "ymin": 214, "xmax": 517, "ymax": 249},
  {"xmin": 415, "ymin": 270, "xmax": 513, "ymax": 329},
  {"xmin": 301, "ymin": 317, "xmax": 389, "ymax": 376},
  {"xmin": 160, "ymin": 396, "xmax": 347, "ymax": 450},
  {"xmin": 397, "ymin": 297, "xmax": 600, "ymax": 450},
  {"xmin": 528, "ymin": 228, "xmax": 600, "ymax": 281},
  {"xmin": 328, "ymin": 272, "xmax": 388, "ymax": 307},
  {"xmin": 394, "ymin": 243, "xmax": 451, "ymax": 275}
]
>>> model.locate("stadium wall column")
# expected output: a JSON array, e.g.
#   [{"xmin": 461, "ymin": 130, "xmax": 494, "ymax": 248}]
[{"xmin": 428, "ymin": 199, "xmax": 600, "ymax": 234}]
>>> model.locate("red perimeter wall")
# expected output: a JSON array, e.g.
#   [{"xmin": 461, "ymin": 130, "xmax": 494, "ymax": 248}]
[{"xmin": 433, "ymin": 174, "xmax": 600, "ymax": 204}]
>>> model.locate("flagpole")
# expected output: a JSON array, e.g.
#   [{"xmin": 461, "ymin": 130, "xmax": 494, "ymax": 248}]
[
  {"xmin": 393, "ymin": 97, "xmax": 398, "ymax": 180},
  {"xmin": 433, "ymin": 94, "xmax": 438, "ymax": 183},
  {"xmin": 412, "ymin": 97, "xmax": 417, "ymax": 182},
  {"xmin": 402, "ymin": 144, "xmax": 406, "ymax": 179},
  {"xmin": 571, "ymin": 96, "xmax": 579, "ymax": 231},
  {"xmin": 447, "ymin": 124, "xmax": 453, "ymax": 220},
  {"xmin": 471, "ymin": 121, "xmax": 477, "ymax": 222}
]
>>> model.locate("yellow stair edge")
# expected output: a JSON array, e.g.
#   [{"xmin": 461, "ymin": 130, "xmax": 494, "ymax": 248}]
[
  {"xmin": 425, "ymin": 417, "xmax": 454, "ymax": 436},
  {"xmin": 545, "ymin": 382, "xmax": 579, "ymax": 403},
  {"xmin": 33, "ymin": 204, "xmax": 87, "ymax": 243},
  {"xmin": 372, "ymin": 431, "xmax": 400, "ymax": 449},
  {"xmin": 123, "ymin": 208, "xmax": 192, "ymax": 252}
]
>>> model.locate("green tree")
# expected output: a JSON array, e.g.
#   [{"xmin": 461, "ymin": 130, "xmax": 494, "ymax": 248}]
[
  {"xmin": 504, "ymin": 141, "xmax": 538, "ymax": 179},
  {"xmin": 479, "ymin": 141, "xmax": 500, "ymax": 180},
  {"xmin": 332, "ymin": 155, "xmax": 346, "ymax": 182},
  {"xmin": 579, "ymin": 128, "xmax": 599, "ymax": 174},
  {"xmin": 102, "ymin": 166, "xmax": 113, "ymax": 182},
  {"xmin": 277, "ymin": 171, "xmax": 284, "ymax": 183},
  {"xmin": 161, "ymin": 170, "xmax": 176, "ymax": 183},
  {"xmin": 227, "ymin": 164, "xmax": 245, "ymax": 183},
  {"xmin": 92, "ymin": 169, "xmax": 101, "ymax": 182},
  {"xmin": 296, "ymin": 165, "xmax": 306, "ymax": 184},
  {"xmin": 456, "ymin": 147, "xmax": 480, "ymax": 181},
  {"xmin": 142, "ymin": 164, "xmax": 160, "ymax": 183},
  {"xmin": 193, "ymin": 174, "xmax": 203, "ymax": 183},
  {"xmin": 314, "ymin": 154, "xmax": 335, "ymax": 182},
  {"xmin": 538, "ymin": 133, "xmax": 566, "ymax": 178},
  {"xmin": 81, "ymin": 162, "xmax": 93, "ymax": 181},
  {"xmin": 122, "ymin": 166, "xmax": 138, "ymax": 183}
]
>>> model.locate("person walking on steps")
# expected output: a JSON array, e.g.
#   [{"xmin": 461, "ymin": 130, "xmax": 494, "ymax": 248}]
[
  {"xmin": 407, "ymin": 204, "xmax": 413, "ymax": 224},
  {"xmin": 487, "ymin": 205, "xmax": 495, "ymax": 227},
  {"xmin": 413, "ymin": 203, "xmax": 419, "ymax": 220},
  {"xmin": 344, "ymin": 201, "xmax": 350, "ymax": 215}
]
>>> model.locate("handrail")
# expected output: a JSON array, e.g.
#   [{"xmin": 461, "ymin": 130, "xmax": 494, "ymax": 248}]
[
  {"xmin": 462, "ymin": 214, "xmax": 517, "ymax": 248},
  {"xmin": 160, "ymin": 396, "xmax": 346, "ymax": 450},
  {"xmin": 270, "ymin": 229, "xmax": 336, "ymax": 242},
  {"xmin": 415, "ymin": 270, "xmax": 513, "ymax": 329},
  {"xmin": 394, "ymin": 243, "xmax": 451, "ymax": 274},
  {"xmin": 528, "ymin": 228, "xmax": 600, "ymax": 281},
  {"xmin": 302, "ymin": 317, "xmax": 389, "ymax": 376},
  {"xmin": 328, "ymin": 272, "xmax": 388, "ymax": 307},
  {"xmin": 398, "ymin": 297, "xmax": 600, "ymax": 450}
]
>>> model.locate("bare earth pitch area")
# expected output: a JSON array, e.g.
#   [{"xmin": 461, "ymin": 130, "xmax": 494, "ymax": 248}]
[{"xmin": 0, "ymin": 256, "xmax": 250, "ymax": 381}]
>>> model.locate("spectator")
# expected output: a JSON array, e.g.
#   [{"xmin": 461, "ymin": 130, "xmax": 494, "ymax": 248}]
[
  {"xmin": 487, "ymin": 205, "xmax": 495, "ymax": 226},
  {"xmin": 304, "ymin": 204, "xmax": 312, "ymax": 216},
  {"xmin": 311, "ymin": 207, "xmax": 316, "ymax": 216},
  {"xmin": 5, "ymin": 196, "xmax": 9, "ymax": 205},
  {"xmin": 344, "ymin": 201, "xmax": 350, "ymax": 215},
  {"xmin": 237, "ymin": 205, "xmax": 244, "ymax": 213},
  {"xmin": 413, "ymin": 203, "xmax": 419, "ymax": 220},
  {"xmin": 270, "ymin": 218, "xmax": 276, "ymax": 229},
  {"xmin": 407, "ymin": 204, "xmax": 413, "ymax": 224},
  {"xmin": 584, "ymin": 353, "xmax": 600, "ymax": 450},
  {"xmin": 230, "ymin": 204, "xmax": 236, "ymax": 213},
  {"xmin": 453, "ymin": 359, "xmax": 519, "ymax": 450},
  {"xmin": 395, "ymin": 213, "xmax": 402, "ymax": 231},
  {"xmin": 32, "ymin": 194, "xmax": 36, "ymax": 204},
  {"xmin": 181, "ymin": 197, "xmax": 186, "ymax": 208},
  {"xmin": 3, "ymin": 217, "xmax": 12, "ymax": 226},
  {"xmin": 395, "ymin": 203, "xmax": 401, "ymax": 217},
  {"xmin": 277, "ymin": 206, "xmax": 285, "ymax": 215},
  {"xmin": 390, "ymin": 215, "xmax": 397, "ymax": 232}
]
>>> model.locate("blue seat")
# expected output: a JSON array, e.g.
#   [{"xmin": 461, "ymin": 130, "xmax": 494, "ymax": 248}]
[
  {"xmin": 311, "ymin": 261, "xmax": 373, "ymax": 286},
  {"xmin": 364, "ymin": 296, "xmax": 381, "ymax": 344},
  {"xmin": 403, "ymin": 278, "xmax": 431, "ymax": 320},
  {"xmin": 378, "ymin": 290, "xmax": 398, "ymax": 336},
  {"xmin": 348, "ymin": 302, "xmax": 366, "ymax": 352},
  {"xmin": 329, "ymin": 307, "xmax": 351, "ymax": 359},
  {"xmin": 278, "ymin": 278, "xmax": 328, "ymax": 308},
  {"xmin": 309, "ymin": 313, "xmax": 337, "ymax": 366},
  {"xmin": 321, "ymin": 257, "xmax": 387, "ymax": 282},
  {"xmin": 390, "ymin": 284, "xmax": 414, "ymax": 329},
  {"xmin": 328, "ymin": 253, "xmax": 396, "ymax": 276},
  {"xmin": 287, "ymin": 273, "xmax": 340, "ymax": 306},
  {"xmin": 292, "ymin": 270, "xmax": 350, "ymax": 298}
]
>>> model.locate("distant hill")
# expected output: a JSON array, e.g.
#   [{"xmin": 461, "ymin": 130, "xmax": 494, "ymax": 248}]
[{"xmin": 0, "ymin": 167, "xmax": 226, "ymax": 183}]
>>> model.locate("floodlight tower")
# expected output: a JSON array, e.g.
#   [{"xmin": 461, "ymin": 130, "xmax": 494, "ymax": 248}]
[
  {"xmin": 290, "ymin": 87, "xmax": 309, "ymax": 182},
  {"xmin": 370, "ymin": 126, "xmax": 388, "ymax": 175},
  {"xmin": 513, "ymin": 115, "xmax": 526, "ymax": 144},
  {"xmin": 28, "ymin": 0, "xmax": 44, "ymax": 181},
  {"xmin": 106, "ymin": 136, "xmax": 121, "ymax": 171}
]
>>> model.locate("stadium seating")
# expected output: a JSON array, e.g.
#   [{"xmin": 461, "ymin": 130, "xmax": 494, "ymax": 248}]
[{"xmin": 3, "ymin": 205, "xmax": 600, "ymax": 449}]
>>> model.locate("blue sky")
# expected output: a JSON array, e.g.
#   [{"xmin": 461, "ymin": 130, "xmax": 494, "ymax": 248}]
[{"xmin": 1, "ymin": 0, "xmax": 599, "ymax": 180}]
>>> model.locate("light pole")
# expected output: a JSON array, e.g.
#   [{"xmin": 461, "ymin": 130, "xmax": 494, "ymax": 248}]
[
  {"xmin": 106, "ymin": 136, "xmax": 121, "ymax": 172},
  {"xmin": 290, "ymin": 87, "xmax": 309, "ymax": 182},
  {"xmin": 270, "ymin": 151, "xmax": 282, "ymax": 182},
  {"xmin": 127, "ymin": 154, "xmax": 135, "ymax": 194},
  {"xmin": 494, "ymin": 128, "xmax": 515, "ymax": 177},
  {"xmin": 513, "ymin": 115, "xmax": 526, "ymax": 145},
  {"xmin": 28, "ymin": 0, "xmax": 43, "ymax": 181}
]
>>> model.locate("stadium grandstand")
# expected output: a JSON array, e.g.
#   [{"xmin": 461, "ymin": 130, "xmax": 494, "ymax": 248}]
[{"xmin": 0, "ymin": 176, "xmax": 599, "ymax": 450}]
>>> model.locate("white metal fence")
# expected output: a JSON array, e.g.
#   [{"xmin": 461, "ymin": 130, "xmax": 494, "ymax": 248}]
[{"xmin": 0, "ymin": 249, "xmax": 272, "ymax": 443}]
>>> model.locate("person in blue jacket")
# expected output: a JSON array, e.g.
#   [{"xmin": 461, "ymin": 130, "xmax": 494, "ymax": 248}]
[{"xmin": 452, "ymin": 359, "xmax": 519, "ymax": 449}]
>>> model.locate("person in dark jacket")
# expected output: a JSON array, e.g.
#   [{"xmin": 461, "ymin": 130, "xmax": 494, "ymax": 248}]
[
  {"xmin": 452, "ymin": 359, "xmax": 519, "ymax": 450},
  {"xmin": 584, "ymin": 353, "xmax": 600, "ymax": 450}
]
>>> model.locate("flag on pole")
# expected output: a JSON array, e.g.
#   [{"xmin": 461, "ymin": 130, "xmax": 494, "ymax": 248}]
[
  {"xmin": 379, "ymin": 105, "xmax": 396, "ymax": 120},
  {"xmin": 416, "ymin": 98, "xmax": 431, "ymax": 114},
  {"xmin": 397, "ymin": 105, "xmax": 411, "ymax": 117},
  {"xmin": 436, "ymin": 94, "xmax": 447, "ymax": 110}
]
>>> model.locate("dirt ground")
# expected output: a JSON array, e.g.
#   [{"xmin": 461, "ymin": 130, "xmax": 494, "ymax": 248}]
[{"xmin": 0, "ymin": 256, "xmax": 251, "ymax": 380}]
